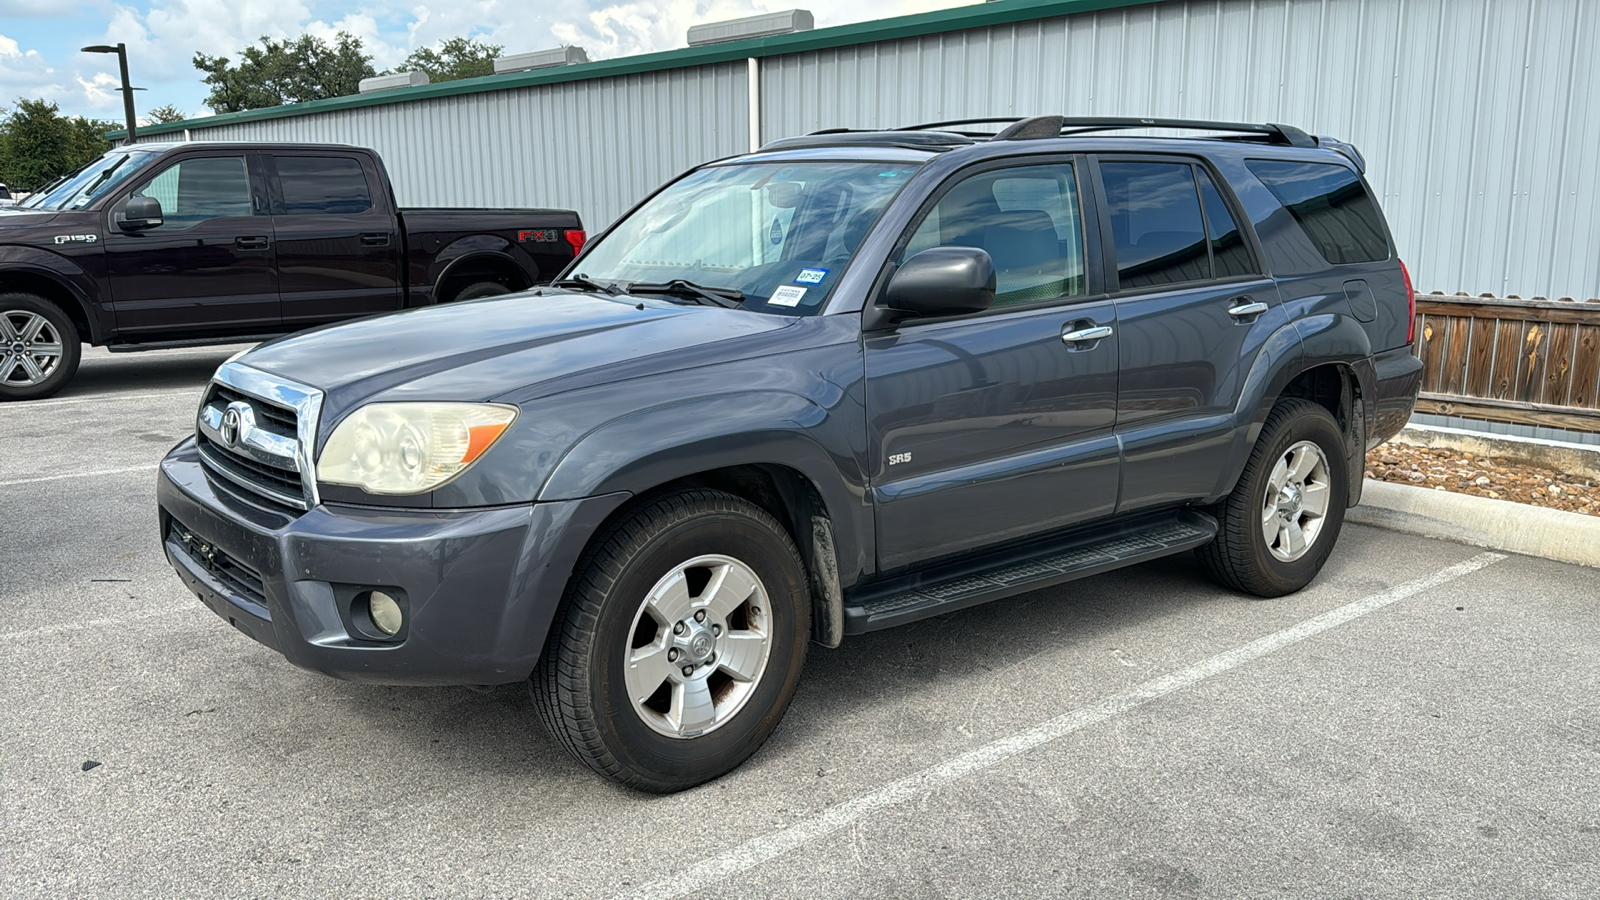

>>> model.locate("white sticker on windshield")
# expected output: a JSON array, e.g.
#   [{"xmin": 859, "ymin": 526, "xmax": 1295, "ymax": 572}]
[
  {"xmin": 770, "ymin": 285, "xmax": 807, "ymax": 307},
  {"xmin": 795, "ymin": 267, "xmax": 828, "ymax": 285}
]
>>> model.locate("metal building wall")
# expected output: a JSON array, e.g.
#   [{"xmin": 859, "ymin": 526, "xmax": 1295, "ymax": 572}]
[
  {"xmin": 178, "ymin": 0, "xmax": 1600, "ymax": 301},
  {"xmin": 757, "ymin": 0, "xmax": 1600, "ymax": 301},
  {"xmin": 185, "ymin": 63, "xmax": 751, "ymax": 229}
]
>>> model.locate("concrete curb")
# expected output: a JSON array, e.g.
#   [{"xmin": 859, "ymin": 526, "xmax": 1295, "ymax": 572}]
[
  {"xmin": 1349, "ymin": 479, "xmax": 1600, "ymax": 568},
  {"xmin": 1392, "ymin": 423, "xmax": 1600, "ymax": 480}
]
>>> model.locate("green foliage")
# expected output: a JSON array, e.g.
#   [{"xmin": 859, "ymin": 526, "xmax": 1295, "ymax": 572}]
[
  {"xmin": 0, "ymin": 99, "xmax": 115, "ymax": 192},
  {"xmin": 387, "ymin": 37, "xmax": 503, "ymax": 83},
  {"xmin": 193, "ymin": 32, "xmax": 376, "ymax": 113},
  {"xmin": 146, "ymin": 104, "xmax": 187, "ymax": 124}
]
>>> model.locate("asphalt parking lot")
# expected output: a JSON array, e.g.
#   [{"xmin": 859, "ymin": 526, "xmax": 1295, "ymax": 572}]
[{"xmin": 3, "ymin": 347, "xmax": 1598, "ymax": 899}]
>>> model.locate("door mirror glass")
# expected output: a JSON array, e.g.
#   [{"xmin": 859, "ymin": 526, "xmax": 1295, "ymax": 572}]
[
  {"xmin": 117, "ymin": 195, "xmax": 163, "ymax": 231},
  {"xmin": 881, "ymin": 246, "xmax": 996, "ymax": 321}
]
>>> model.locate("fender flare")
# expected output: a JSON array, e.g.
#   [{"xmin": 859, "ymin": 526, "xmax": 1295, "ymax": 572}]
[
  {"xmin": 427, "ymin": 242, "xmax": 537, "ymax": 303},
  {"xmin": 0, "ymin": 247, "xmax": 105, "ymax": 342},
  {"xmin": 1210, "ymin": 313, "xmax": 1373, "ymax": 500},
  {"xmin": 538, "ymin": 390, "xmax": 869, "ymax": 587}
]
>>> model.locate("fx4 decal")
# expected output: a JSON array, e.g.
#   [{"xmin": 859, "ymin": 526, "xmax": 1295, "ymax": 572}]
[{"xmin": 517, "ymin": 229, "xmax": 562, "ymax": 243}]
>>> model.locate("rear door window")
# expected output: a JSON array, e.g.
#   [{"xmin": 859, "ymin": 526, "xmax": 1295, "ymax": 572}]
[
  {"xmin": 273, "ymin": 156, "xmax": 373, "ymax": 215},
  {"xmin": 1099, "ymin": 161, "xmax": 1211, "ymax": 289},
  {"xmin": 1246, "ymin": 159, "xmax": 1389, "ymax": 264}
]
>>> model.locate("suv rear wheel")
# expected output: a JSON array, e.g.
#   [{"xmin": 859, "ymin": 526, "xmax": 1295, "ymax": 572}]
[
  {"xmin": 1197, "ymin": 398, "xmax": 1348, "ymax": 597},
  {"xmin": 532, "ymin": 490, "xmax": 811, "ymax": 792},
  {"xmin": 0, "ymin": 293, "xmax": 81, "ymax": 401}
]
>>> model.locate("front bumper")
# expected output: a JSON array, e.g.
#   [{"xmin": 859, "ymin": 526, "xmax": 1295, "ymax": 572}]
[{"xmin": 157, "ymin": 437, "xmax": 626, "ymax": 685}]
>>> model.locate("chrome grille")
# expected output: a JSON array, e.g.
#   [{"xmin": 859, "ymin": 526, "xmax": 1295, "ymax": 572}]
[{"xmin": 194, "ymin": 364, "xmax": 324, "ymax": 512}]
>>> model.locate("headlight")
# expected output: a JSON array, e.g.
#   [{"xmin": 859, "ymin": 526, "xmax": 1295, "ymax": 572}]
[{"xmin": 317, "ymin": 402, "xmax": 518, "ymax": 494}]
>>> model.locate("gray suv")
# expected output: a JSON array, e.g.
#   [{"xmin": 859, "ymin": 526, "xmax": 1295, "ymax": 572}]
[{"xmin": 156, "ymin": 116, "xmax": 1422, "ymax": 792}]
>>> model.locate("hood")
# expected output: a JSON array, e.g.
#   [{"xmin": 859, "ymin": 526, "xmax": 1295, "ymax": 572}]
[{"xmin": 240, "ymin": 289, "xmax": 797, "ymax": 418}]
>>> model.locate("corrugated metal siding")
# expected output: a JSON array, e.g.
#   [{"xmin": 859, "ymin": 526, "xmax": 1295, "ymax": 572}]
[
  {"xmin": 187, "ymin": 63, "xmax": 750, "ymax": 228},
  {"xmin": 179, "ymin": 0, "xmax": 1600, "ymax": 301},
  {"xmin": 758, "ymin": 0, "xmax": 1600, "ymax": 301}
]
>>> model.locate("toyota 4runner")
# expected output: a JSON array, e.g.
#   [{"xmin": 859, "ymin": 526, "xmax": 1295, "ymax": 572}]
[{"xmin": 156, "ymin": 116, "xmax": 1423, "ymax": 792}]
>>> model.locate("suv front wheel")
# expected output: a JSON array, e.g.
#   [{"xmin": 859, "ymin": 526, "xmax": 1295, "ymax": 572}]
[
  {"xmin": 532, "ymin": 490, "xmax": 811, "ymax": 792},
  {"xmin": 1197, "ymin": 398, "xmax": 1349, "ymax": 597}
]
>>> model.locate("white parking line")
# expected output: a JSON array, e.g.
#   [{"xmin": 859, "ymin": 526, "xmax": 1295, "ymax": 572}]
[
  {"xmin": 0, "ymin": 464, "xmax": 158, "ymax": 487},
  {"xmin": 0, "ymin": 389, "xmax": 201, "ymax": 411},
  {"xmin": 633, "ymin": 551, "xmax": 1508, "ymax": 900}
]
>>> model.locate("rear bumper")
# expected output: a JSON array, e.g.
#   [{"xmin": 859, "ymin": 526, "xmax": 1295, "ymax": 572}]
[
  {"xmin": 1369, "ymin": 345, "xmax": 1424, "ymax": 446},
  {"xmin": 156, "ymin": 437, "xmax": 628, "ymax": 685}
]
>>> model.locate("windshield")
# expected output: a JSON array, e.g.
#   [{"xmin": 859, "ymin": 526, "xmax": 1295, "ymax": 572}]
[
  {"xmin": 28, "ymin": 150, "xmax": 161, "ymax": 212},
  {"xmin": 573, "ymin": 160, "xmax": 921, "ymax": 314}
]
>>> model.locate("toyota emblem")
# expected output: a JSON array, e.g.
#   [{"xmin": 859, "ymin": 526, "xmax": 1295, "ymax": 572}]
[{"xmin": 220, "ymin": 407, "xmax": 241, "ymax": 445}]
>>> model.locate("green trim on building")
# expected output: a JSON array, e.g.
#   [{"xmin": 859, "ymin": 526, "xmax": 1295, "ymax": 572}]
[{"xmin": 117, "ymin": 0, "xmax": 1167, "ymax": 140}]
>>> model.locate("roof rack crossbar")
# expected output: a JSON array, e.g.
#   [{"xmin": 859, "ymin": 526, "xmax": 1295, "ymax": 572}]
[{"xmin": 893, "ymin": 116, "xmax": 1316, "ymax": 148}]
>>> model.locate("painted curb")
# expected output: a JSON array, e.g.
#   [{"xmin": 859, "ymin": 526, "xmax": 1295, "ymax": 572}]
[{"xmin": 1349, "ymin": 479, "xmax": 1600, "ymax": 569}]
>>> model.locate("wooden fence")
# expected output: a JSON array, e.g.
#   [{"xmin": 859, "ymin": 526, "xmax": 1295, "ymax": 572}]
[{"xmin": 1411, "ymin": 295, "xmax": 1600, "ymax": 432}]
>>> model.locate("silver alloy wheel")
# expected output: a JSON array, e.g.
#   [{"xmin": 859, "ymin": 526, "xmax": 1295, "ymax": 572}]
[
  {"xmin": 624, "ymin": 553, "xmax": 773, "ymax": 739},
  {"xmin": 0, "ymin": 310, "xmax": 64, "ymax": 388},
  {"xmin": 1260, "ymin": 439, "xmax": 1333, "ymax": 563}
]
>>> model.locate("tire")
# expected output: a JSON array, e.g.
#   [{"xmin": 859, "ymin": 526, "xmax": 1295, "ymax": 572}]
[
  {"xmin": 450, "ymin": 281, "xmax": 511, "ymax": 302},
  {"xmin": 1196, "ymin": 398, "xmax": 1348, "ymax": 597},
  {"xmin": 0, "ymin": 293, "xmax": 81, "ymax": 402},
  {"xmin": 532, "ymin": 489, "xmax": 811, "ymax": 792}
]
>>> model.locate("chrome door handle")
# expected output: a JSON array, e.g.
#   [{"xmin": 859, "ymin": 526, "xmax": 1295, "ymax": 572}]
[
  {"xmin": 1228, "ymin": 301, "xmax": 1269, "ymax": 317},
  {"xmin": 1062, "ymin": 325, "xmax": 1113, "ymax": 343}
]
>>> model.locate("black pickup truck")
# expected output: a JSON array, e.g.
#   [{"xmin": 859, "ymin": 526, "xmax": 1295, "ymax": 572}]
[{"xmin": 0, "ymin": 143, "xmax": 583, "ymax": 400}]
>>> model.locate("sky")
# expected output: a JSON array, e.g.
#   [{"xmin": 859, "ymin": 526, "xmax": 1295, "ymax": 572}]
[{"xmin": 0, "ymin": 0, "xmax": 974, "ymax": 124}]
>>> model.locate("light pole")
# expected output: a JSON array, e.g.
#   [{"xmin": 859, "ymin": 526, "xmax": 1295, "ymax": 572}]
[{"xmin": 81, "ymin": 43, "xmax": 138, "ymax": 143}]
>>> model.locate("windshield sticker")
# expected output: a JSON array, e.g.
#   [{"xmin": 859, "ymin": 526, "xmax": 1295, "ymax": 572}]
[
  {"xmin": 795, "ymin": 267, "xmax": 828, "ymax": 285},
  {"xmin": 769, "ymin": 285, "xmax": 807, "ymax": 307},
  {"xmin": 769, "ymin": 216, "xmax": 784, "ymax": 246}
]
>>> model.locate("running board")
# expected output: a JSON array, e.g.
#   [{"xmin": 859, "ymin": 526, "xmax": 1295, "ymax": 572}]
[
  {"xmin": 106, "ymin": 334, "xmax": 282, "ymax": 353},
  {"xmin": 843, "ymin": 510, "xmax": 1218, "ymax": 634}
]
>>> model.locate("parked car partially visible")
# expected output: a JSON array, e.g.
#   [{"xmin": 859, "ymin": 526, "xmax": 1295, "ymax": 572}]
[{"xmin": 0, "ymin": 142, "xmax": 584, "ymax": 400}]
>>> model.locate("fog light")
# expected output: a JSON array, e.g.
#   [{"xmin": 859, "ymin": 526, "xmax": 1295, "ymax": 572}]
[{"xmin": 367, "ymin": 591, "xmax": 403, "ymax": 636}]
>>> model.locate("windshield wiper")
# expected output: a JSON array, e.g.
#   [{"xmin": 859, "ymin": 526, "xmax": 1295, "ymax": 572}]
[
  {"xmin": 625, "ymin": 280, "xmax": 744, "ymax": 309},
  {"xmin": 554, "ymin": 273, "xmax": 620, "ymax": 295}
]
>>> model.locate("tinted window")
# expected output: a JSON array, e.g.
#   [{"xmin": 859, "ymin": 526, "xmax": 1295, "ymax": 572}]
[
  {"xmin": 134, "ymin": 156, "xmax": 252, "ymax": 228},
  {"xmin": 0, "ymin": 186, "xmax": 10, "ymax": 200},
  {"xmin": 1100, "ymin": 162, "xmax": 1210, "ymax": 289},
  {"xmin": 1196, "ymin": 169, "xmax": 1257, "ymax": 277},
  {"xmin": 275, "ymin": 156, "xmax": 373, "ymax": 215},
  {"xmin": 900, "ymin": 163, "xmax": 1086, "ymax": 307},
  {"xmin": 1247, "ymin": 159, "xmax": 1388, "ymax": 264}
]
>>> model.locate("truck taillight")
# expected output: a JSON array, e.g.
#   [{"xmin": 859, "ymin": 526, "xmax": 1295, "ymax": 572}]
[
  {"xmin": 1399, "ymin": 259, "xmax": 1416, "ymax": 344},
  {"xmin": 565, "ymin": 230, "xmax": 586, "ymax": 256}
]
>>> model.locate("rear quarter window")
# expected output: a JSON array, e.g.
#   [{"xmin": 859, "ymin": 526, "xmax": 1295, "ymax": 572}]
[{"xmin": 1246, "ymin": 159, "xmax": 1389, "ymax": 264}]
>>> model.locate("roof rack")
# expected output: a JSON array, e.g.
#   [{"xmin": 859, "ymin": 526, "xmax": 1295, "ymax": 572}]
[{"xmin": 899, "ymin": 115, "xmax": 1317, "ymax": 147}]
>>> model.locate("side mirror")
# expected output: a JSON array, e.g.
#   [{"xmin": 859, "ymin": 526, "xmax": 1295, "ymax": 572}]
[
  {"xmin": 874, "ymin": 246, "xmax": 996, "ymax": 326},
  {"xmin": 117, "ymin": 196, "xmax": 163, "ymax": 231}
]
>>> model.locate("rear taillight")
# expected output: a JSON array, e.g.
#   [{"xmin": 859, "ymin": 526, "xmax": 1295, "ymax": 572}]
[
  {"xmin": 565, "ymin": 229, "xmax": 587, "ymax": 256},
  {"xmin": 1399, "ymin": 258, "xmax": 1416, "ymax": 344}
]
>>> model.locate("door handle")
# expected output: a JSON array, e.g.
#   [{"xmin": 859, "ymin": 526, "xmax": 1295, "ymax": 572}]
[
  {"xmin": 234, "ymin": 236, "xmax": 270, "ymax": 250},
  {"xmin": 360, "ymin": 233, "xmax": 391, "ymax": 247},
  {"xmin": 1227, "ymin": 300, "xmax": 1269, "ymax": 318},
  {"xmin": 1062, "ymin": 325, "xmax": 1114, "ymax": 344}
]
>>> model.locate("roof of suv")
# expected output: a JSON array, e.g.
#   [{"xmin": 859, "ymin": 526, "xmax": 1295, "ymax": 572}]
[{"xmin": 749, "ymin": 115, "xmax": 1367, "ymax": 172}]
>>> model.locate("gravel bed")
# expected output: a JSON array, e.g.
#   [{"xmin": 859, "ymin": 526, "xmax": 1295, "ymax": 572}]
[{"xmin": 1364, "ymin": 442, "xmax": 1600, "ymax": 517}]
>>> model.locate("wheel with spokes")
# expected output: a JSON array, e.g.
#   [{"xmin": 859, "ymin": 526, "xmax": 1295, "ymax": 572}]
[
  {"xmin": 1197, "ymin": 398, "xmax": 1348, "ymax": 597},
  {"xmin": 532, "ymin": 490, "xmax": 810, "ymax": 792},
  {"xmin": 0, "ymin": 293, "xmax": 81, "ymax": 401}
]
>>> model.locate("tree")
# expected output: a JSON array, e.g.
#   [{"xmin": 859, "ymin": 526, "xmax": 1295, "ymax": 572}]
[
  {"xmin": 146, "ymin": 104, "xmax": 187, "ymax": 124},
  {"xmin": 0, "ymin": 99, "xmax": 115, "ymax": 192},
  {"xmin": 193, "ymin": 32, "xmax": 375, "ymax": 113},
  {"xmin": 388, "ymin": 37, "xmax": 502, "ymax": 83}
]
